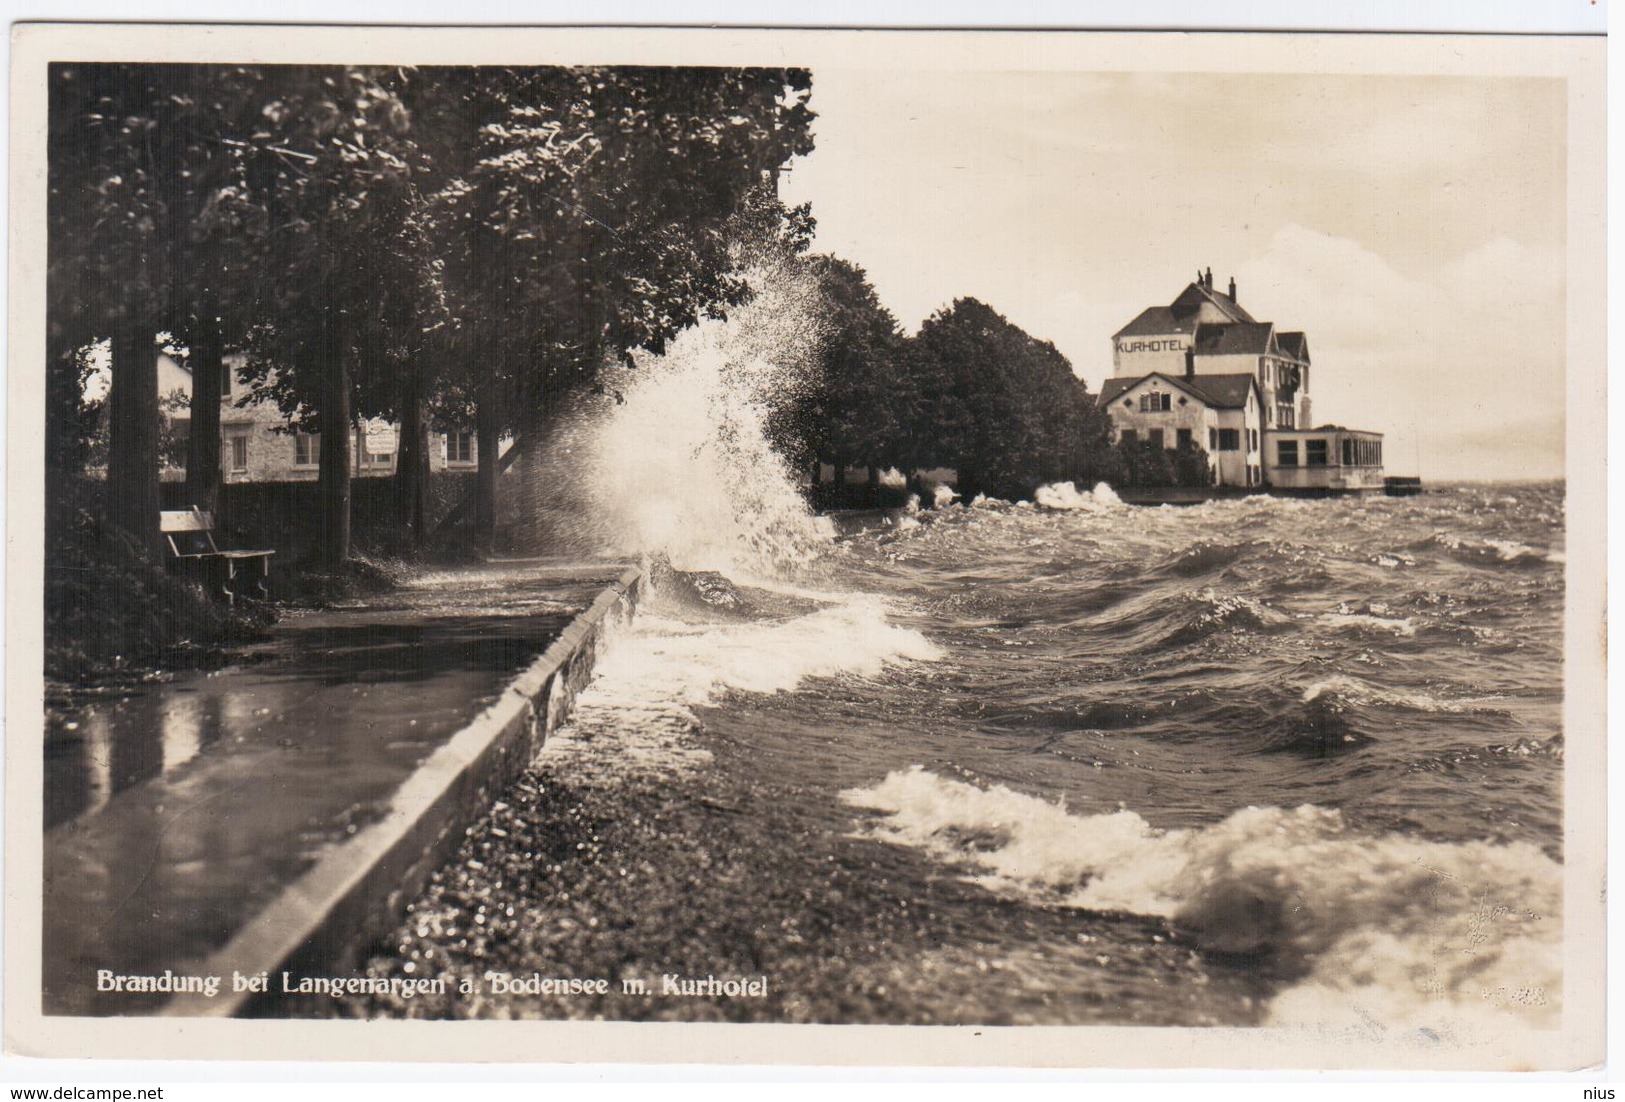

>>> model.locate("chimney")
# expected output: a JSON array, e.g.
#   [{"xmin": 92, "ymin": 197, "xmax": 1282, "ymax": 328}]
[
  {"xmin": 1204, "ymin": 267, "xmax": 1213, "ymax": 290},
  {"xmin": 1228, "ymin": 276, "xmax": 1237, "ymax": 301}
]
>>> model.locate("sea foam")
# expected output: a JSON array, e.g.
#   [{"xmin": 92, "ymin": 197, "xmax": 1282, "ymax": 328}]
[
  {"xmin": 595, "ymin": 596, "xmax": 940, "ymax": 714},
  {"xmin": 842, "ymin": 766, "xmax": 1561, "ymax": 1034},
  {"xmin": 1034, "ymin": 481, "xmax": 1125, "ymax": 512}
]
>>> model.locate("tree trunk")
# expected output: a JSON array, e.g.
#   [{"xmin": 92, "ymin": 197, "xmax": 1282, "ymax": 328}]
[
  {"xmin": 184, "ymin": 307, "xmax": 224, "ymax": 519},
  {"xmin": 394, "ymin": 369, "xmax": 430, "ymax": 546},
  {"xmin": 316, "ymin": 348, "xmax": 352, "ymax": 566},
  {"xmin": 106, "ymin": 324, "xmax": 160, "ymax": 562},
  {"xmin": 867, "ymin": 463, "xmax": 881, "ymax": 507},
  {"xmin": 47, "ymin": 340, "xmax": 84, "ymax": 478},
  {"xmin": 832, "ymin": 460, "xmax": 846, "ymax": 507},
  {"xmin": 473, "ymin": 374, "xmax": 500, "ymax": 553},
  {"xmin": 956, "ymin": 468, "xmax": 979, "ymax": 503}
]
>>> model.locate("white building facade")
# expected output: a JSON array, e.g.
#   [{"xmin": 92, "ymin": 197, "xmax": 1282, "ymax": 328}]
[
  {"xmin": 158, "ymin": 353, "xmax": 486, "ymax": 483},
  {"xmin": 1265, "ymin": 428, "xmax": 1386, "ymax": 493},
  {"xmin": 1098, "ymin": 371, "xmax": 1264, "ymax": 488}
]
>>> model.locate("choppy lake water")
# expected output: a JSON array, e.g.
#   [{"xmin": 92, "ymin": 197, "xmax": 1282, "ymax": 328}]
[
  {"xmin": 353, "ymin": 481, "xmax": 1564, "ymax": 1037},
  {"xmin": 345, "ymin": 277, "xmax": 1566, "ymax": 1037}
]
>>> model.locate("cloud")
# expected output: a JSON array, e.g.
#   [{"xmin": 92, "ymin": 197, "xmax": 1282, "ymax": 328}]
[
  {"xmin": 786, "ymin": 69, "xmax": 1569, "ymax": 483},
  {"xmin": 1235, "ymin": 225, "xmax": 1564, "ymax": 480}
]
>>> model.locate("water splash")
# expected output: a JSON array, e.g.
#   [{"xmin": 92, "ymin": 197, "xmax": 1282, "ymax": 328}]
[
  {"xmin": 517, "ymin": 260, "xmax": 942, "ymax": 772},
  {"xmin": 1034, "ymin": 481, "xmax": 1124, "ymax": 512},
  {"xmin": 514, "ymin": 263, "xmax": 835, "ymax": 577}
]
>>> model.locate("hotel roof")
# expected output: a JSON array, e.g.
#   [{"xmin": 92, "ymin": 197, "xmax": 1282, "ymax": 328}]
[
  {"xmin": 1192, "ymin": 321, "xmax": 1275, "ymax": 357},
  {"xmin": 1098, "ymin": 371, "xmax": 1260, "ymax": 411},
  {"xmin": 1114, "ymin": 306, "xmax": 1193, "ymax": 339},
  {"xmin": 1113, "ymin": 280, "xmax": 1257, "ymax": 339},
  {"xmin": 1276, "ymin": 331, "xmax": 1310, "ymax": 363},
  {"xmin": 1171, "ymin": 281, "xmax": 1256, "ymax": 325}
]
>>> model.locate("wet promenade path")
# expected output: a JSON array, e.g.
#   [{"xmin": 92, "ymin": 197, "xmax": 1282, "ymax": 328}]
[{"xmin": 42, "ymin": 558, "xmax": 630, "ymax": 1016}]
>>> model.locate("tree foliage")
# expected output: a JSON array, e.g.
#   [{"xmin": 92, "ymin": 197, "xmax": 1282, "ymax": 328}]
[
  {"xmin": 421, "ymin": 67, "xmax": 815, "ymax": 543},
  {"xmin": 1108, "ymin": 437, "xmax": 1215, "ymax": 489},
  {"xmin": 905, "ymin": 298, "xmax": 1107, "ymax": 501},
  {"xmin": 771, "ymin": 273, "xmax": 1119, "ymax": 505},
  {"xmin": 770, "ymin": 254, "xmax": 907, "ymax": 479},
  {"xmin": 47, "ymin": 62, "xmax": 815, "ymax": 562}
]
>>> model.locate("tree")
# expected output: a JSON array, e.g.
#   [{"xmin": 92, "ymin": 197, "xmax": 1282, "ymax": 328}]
[
  {"xmin": 907, "ymin": 298, "xmax": 1098, "ymax": 501},
  {"xmin": 49, "ymin": 64, "xmax": 296, "ymax": 543},
  {"xmin": 51, "ymin": 64, "xmax": 817, "ymax": 566},
  {"xmin": 767, "ymin": 254, "xmax": 907, "ymax": 503},
  {"xmin": 48, "ymin": 64, "xmax": 190, "ymax": 560},
  {"xmin": 232, "ymin": 67, "xmax": 434, "ymax": 566},
  {"xmin": 427, "ymin": 66, "xmax": 816, "ymax": 548},
  {"xmin": 154, "ymin": 66, "xmax": 288, "ymax": 521}
]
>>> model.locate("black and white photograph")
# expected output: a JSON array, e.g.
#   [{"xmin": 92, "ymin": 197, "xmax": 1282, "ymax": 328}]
[{"xmin": 5, "ymin": 20, "xmax": 1607, "ymax": 1073}]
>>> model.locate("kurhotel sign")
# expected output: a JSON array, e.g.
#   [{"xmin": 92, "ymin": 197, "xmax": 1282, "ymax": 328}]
[{"xmin": 1116, "ymin": 338, "xmax": 1187, "ymax": 354}]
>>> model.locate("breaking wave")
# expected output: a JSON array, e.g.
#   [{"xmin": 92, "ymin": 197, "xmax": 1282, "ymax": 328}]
[
  {"xmin": 507, "ymin": 253, "xmax": 1566, "ymax": 1033},
  {"xmin": 591, "ymin": 588, "xmax": 940, "ymax": 717},
  {"xmin": 1034, "ymin": 481, "xmax": 1124, "ymax": 512},
  {"xmin": 842, "ymin": 766, "xmax": 1561, "ymax": 1034},
  {"xmin": 515, "ymin": 263, "xmax": 836, "ymax": 577}
]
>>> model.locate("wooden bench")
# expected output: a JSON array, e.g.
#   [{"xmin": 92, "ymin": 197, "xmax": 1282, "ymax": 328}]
[{"xmin": 160, "ymin": 508, "xmax": 275, "ymax": 605}]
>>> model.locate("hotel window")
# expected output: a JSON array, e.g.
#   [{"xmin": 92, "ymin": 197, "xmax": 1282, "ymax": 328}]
[
  {"xmin": 1250, "ymin": 429, "xmax": 1259, "ymax": 452},
  {"xmin": 445, "ymin": 431, "xmax": 474, "ymax": 465},
  {"xmin": 1305, "ymin": 440, "xmax": 1329, "ymax": 467},
  {"xmin": 1148, "ymin": 429, "xmax": 1164, "ymax": 449},
  {"xmin": 294, "ymin": 432, "xmax": 319, "ymax": 468},
  {"xmin": 1209, "ymin": 428, "xmax": 1218, "ymax": 450},
  {"xmin": 227, "ymin": 433, "xmax": 249, "ymax": 473},
  {"xmin": 1118, "ymin": 428, "xmax": 1137, "ymax": 445},
  {"xmin": 1216, "ymin": 428, "xmax": 1240, "ymax": 452},
  {"xmin": 1176, "ymin": 428, "xmax": 1192, "ymax": 449},
  {"xmin": 1277, "ymin": 440, "xmax": 1299, "ymax": 467},
  {"xmin": 1139, "ymin": 392, "xmax": 1171, "ymax": 412}
]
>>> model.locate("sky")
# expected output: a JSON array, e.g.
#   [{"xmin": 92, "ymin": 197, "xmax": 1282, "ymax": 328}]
[{"xmin": 780, "ymin": 70, "xmax": 1570, "ymax": 481}]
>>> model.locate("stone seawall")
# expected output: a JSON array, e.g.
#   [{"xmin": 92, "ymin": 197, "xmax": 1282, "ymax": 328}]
[{"xmin": 159, "ymin": 566, "xmax": 645, "ymax": 1018}]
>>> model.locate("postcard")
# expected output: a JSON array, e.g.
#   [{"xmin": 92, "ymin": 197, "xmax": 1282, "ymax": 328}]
[{"xmin": 6, "ymin": 21, "xmax": 1606, "ymax": 1071}]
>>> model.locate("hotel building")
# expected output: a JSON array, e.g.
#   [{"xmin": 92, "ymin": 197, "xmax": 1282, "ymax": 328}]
[{"xmin": 1100, "ymin": 269, "xmax": 1383, "ymax": 492}]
